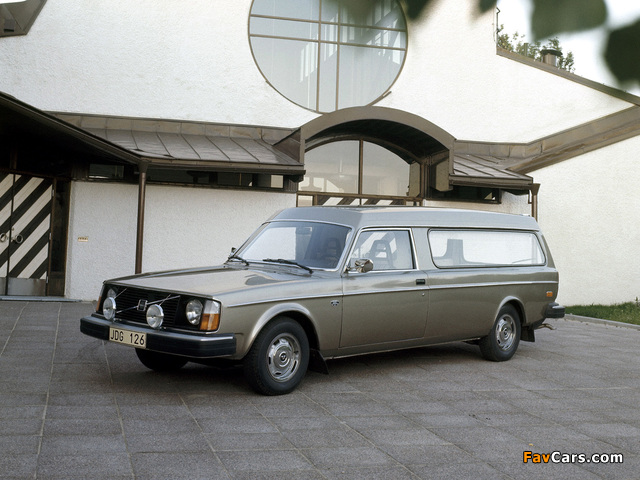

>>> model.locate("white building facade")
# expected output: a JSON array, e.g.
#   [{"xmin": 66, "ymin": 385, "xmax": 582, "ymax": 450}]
[{"xmin": 1, "ymin": 0, "xmax": 638, "ymax": 304}]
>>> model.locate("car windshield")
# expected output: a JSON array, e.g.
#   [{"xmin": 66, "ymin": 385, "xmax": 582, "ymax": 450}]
[{"xmin": 238, "ymin": 221, "xmax": 352, "ymax": 270}]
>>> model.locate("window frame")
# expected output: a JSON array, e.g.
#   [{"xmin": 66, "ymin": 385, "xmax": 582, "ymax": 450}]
[
  {"xmin": 427, "ymin": 228, "xmax": 547, "ymax": 269},
  {"xmin": 248, "ymin": 0, "xmax": 408, "ymax": 113},
  {"xmin": 347, "ymin": 227, "xmax": 417, "ymax": 273},
  {"xmin": 237, "ymin": 220, "xmax": 354, "ymax": 272},
  {"xmin": 300, "ymin": 138, "xmax": 416, "ymax": 199}
]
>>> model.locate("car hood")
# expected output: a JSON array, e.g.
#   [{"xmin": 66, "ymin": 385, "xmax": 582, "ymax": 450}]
[{"xmin": 107, "ymin": 264, "xmax": 327, "ymax": 300}]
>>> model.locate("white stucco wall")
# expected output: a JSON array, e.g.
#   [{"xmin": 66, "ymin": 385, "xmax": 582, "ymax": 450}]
[
  {"xmin": 66, "ymin": 182, "xmax": 138, "ymax": 301},
  {"xmin": 0, "ymin": 0, "xmax": 634, "ymax": 142},
  {"xmin": 141, "ymin": 184, "xmax": 295, "ymax": 271},
  {"xmin": 382, "ymin": 0, "xmax": 633, "ymax": 141},
  {"xmin": 532, "ymin": 138, "xmax": 640, "ymax": 306},
  {"xmin": 67, "ymin": 181, "xmax": 295, "ymax": 300}
]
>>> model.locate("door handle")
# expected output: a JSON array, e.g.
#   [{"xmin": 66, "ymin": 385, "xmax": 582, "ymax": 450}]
[
  {"xmin": 416, "ymin": 279, "xmax": 426, "ymax": 285},
  {"xmin": 0, "ymin": 228, "xmax": 23, "ymax": 244}
]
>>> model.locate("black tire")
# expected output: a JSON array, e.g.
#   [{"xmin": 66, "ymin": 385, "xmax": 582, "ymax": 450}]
[
  {"xmin": 243, "ymin": 317, "xmax": 309, "ymax": 396},
  {"xmin": 479, "ymin": 304, "xmax": 521, "ymax": 362},
  {"xmin": 135, "ymin": 348, "xmax": 188, "ymax": 372}
]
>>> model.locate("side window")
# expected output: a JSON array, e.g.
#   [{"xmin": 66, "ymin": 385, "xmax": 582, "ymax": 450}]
[
  {"xmin": 428, "ymin": 230, "xmax": 545, "ymax": 268},
  {"xmin": 350, "ymin": 230, "xmax": 414, "ymax": 271}
]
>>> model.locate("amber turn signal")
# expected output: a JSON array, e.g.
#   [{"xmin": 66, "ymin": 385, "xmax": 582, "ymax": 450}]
[{"xmin": 200, "ymin": 313, "xmax": 220, "ymax": 331}]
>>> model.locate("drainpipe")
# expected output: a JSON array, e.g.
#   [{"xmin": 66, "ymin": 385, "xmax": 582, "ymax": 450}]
[
  {"xmin": 529, "ymin": 183, "xmax": 540, "ymax": 220},
  {"xmin": 10, "ymin": 147, "xmax": 18, "ymax": 170},
  {"xmin": 135, "ymin": 162, "xmax": 148, "ymax": 274}
]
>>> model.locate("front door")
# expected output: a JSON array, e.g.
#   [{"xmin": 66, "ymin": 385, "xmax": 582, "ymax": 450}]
[
  {"xmin": 0, "ymin": 173, "xmax": 54, "ymax": 296},
  {"xmin": 340, "ymin": 229, "xmax": 428, "ymax": 348}
]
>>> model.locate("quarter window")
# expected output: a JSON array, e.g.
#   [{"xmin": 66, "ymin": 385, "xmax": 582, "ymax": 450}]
[
  {"xmin": 428, "ymin": 230, "xmax": 545, "ymax": 268},
  {"xmin": 249, "ymin": 0, "xmax": 408, "ymax": 112}
]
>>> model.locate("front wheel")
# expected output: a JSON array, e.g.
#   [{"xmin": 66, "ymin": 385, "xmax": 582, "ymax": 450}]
[
  {"xmin": 135, "ymin": 348, "xmax": 188, "ymax": 372},
  {"xmin": 243, "ymin": 317, "xmax": 309, "ymax": 395},
  {"xmin": 479, "ymin": 305, "xmax": 521, "ymax": 362}
]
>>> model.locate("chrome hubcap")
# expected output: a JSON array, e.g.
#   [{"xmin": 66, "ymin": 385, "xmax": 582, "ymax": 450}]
[
  {"xmin": 266, "ymin": 333, "xmax": 301, "ymax": 382},
  {"xmin": 495, "ymin": 315, "xmax": 516, "ymax": 351}
]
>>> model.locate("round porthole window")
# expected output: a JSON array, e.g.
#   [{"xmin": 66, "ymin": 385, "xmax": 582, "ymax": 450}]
[{"xmin": 249, "ymin": 0, "xmax": 408, "ymax": 113}]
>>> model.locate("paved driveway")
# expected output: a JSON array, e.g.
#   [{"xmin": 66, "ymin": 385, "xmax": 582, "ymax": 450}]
[{"xmin": 1, "ymin": 300, "xmax": 640, "ymax": 479}]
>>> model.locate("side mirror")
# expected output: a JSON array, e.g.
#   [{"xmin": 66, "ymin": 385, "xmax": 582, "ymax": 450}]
[{"xmin": 348, "ymin": 258, "xmax": 373, "ymax": 273}]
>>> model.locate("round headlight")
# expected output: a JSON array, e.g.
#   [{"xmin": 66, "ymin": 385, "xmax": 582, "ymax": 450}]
[
  {"xmin": 146, "ymin": 304, "xmax": 164, "ymax": 329},
  {"xmin": 185, "ymin": 299, "xmax": 203, "ymax": 325},
  {"xmin": 107, "ymin": 288, "xmax": 117, "ymax": 299},
  {"xmin": 103, "ymin": 296, "xmax": 116, "ymax": 321}
]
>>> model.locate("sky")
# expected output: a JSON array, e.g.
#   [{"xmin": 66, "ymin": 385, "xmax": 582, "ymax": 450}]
[{"xmin": 496, "ymin": 0, "xmax": 640, "ymax": 96}]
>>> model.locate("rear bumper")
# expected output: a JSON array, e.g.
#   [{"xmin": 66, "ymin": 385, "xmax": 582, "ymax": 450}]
[
  {"xmin": 545, "ymin": 302, "xmax": 566, "ymax": 319},
  {"xmin": 80, "ymin": 314, "xmax": 236, "ymax": 358}
]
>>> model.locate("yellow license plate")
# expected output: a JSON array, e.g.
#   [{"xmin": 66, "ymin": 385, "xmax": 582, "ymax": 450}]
[{"xmin": 109, "ymin": 327, "xmax": 146, "ymax": 348}]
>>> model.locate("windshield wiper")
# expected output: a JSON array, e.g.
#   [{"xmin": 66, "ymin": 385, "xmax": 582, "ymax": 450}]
[
  {"xmin": 227, "ymin": 253, "xmax": 249, "ymax": 266},
  {"xmin": 262, "ymin": 258, "xmax": 313, "ymax": 274}
]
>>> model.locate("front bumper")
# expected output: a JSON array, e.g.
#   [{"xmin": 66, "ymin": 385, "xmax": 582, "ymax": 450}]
[{"xmin": 80, "ymin": 314, "xmax": 236, "ymax": 358}]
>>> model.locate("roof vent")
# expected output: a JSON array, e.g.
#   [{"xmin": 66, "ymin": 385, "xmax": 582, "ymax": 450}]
[{"xmin": 540, "ymin": 49, "xmax": 563, "ymax": 67}]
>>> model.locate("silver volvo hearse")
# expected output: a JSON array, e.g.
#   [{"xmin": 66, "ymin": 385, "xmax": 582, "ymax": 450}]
[{"xmin": 81, "ymin": 207, "xmax": 565, "ymax": 395}]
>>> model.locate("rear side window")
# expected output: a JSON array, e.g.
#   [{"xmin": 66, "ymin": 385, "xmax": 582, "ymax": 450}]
[{"xmin": 428, "ymin": 230, "xmax": 545, "ymax": 268}]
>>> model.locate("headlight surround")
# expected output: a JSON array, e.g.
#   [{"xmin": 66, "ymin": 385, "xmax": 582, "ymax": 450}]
[
  {"xmin": 103, "ymin": 296, "xmax": 116, "ymax": 321},
  {"xmin": 185, "ymin": 299, "xmax": 204, "ymax": 325},
  {"xmin": 146, "ymin": 304, "xmax": 164, "ymax": 329}
]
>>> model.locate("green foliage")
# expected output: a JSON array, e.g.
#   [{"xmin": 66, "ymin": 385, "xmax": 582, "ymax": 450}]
[
  {"xmin": 399, "ymin": 0, "xmax": 639, "ymax": 88},
  {"xmin": 400, "ymin": 0, "xmax": 496, "ymax": 19},
  {"xmin": 530, "ymin": 0, "xmax": 606, "ymax": 39},
  {"xmin": 566, "ymin": 302, "xmax": 640, "ymax": 326},
  {"xmin": 498, "ymin": 26, "xmax": 575, "ymax": 73},
  {"xmin": 605, "ymin": 19, "xmax": 640, "ymax": 84}
]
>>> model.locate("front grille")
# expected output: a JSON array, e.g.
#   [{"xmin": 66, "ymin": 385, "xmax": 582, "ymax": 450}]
[{"xmin": 112, "ymin": 287, "xmax": 181, "ymax": 327}]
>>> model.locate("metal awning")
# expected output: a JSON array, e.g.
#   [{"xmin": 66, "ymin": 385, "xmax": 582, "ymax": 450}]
[
  {"xmin": 52, "ymin": 113, "xmax": 304, "ymax": 175},
  {"xmin": 451, "ymin": 153, "xmax": 533, "ymax": 190},
  {"xmin": 1, "ymin": 92, "xmax": 303, "ymax": 175}
]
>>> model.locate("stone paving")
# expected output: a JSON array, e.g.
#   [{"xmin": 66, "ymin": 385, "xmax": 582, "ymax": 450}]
[{"xmin": 1, "ymin": 300, "xmax": 640, "ymax": 479}]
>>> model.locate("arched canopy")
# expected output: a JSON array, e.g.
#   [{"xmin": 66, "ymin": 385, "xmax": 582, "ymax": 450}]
[
  {"xmin": 297, "ymin": 105, "xmax": 535, "ymax": 191},
  {"xmin": 301, "ymin": 106, "xmax": 454, "ymax": 160}
]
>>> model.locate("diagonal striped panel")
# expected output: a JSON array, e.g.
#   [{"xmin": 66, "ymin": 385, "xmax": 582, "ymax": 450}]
[
  {"xmin": 0, "ymin": 173, "xmax": 14, "ymax": 277},
  {"xmin": 1, "ymin": 174, "xmax": 53, "ymax": 281},
  {"xmin": 312, "ymin": 195, "xmax": 412, "ymax": 207}
]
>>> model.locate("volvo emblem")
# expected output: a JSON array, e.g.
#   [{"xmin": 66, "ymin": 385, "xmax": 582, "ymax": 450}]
[{"xmin": 137, "ymin": 299, "xmax": 148, "ymax": 311}]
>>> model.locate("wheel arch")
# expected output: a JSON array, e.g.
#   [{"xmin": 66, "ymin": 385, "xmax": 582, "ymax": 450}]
[
  {"xmin": 243, "ymin": 303, "xmax": 320, "ymax": 357},
  {"xmin": 498, "ymin": 297, "xmax": 534, "ymax": 342},
  {"xmin": 499, "ymin": 297, "xmax": 526, "ymax": 325},
  {"xmin": 276, "ymin": 310, "xmax": 320, "ymax": 351}
]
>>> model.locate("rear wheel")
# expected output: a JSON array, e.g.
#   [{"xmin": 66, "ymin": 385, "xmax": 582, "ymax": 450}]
[
  {"xmin": 135, "ymin": 348, "xmax": 188, "ymax": 372},
  {"xmin": 479, "ymin": 305, "xmax": 521, "ymax": 362},
  {"xmin": 243, "ymin": 317, "xmax": 309, "ymax": 395}
]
